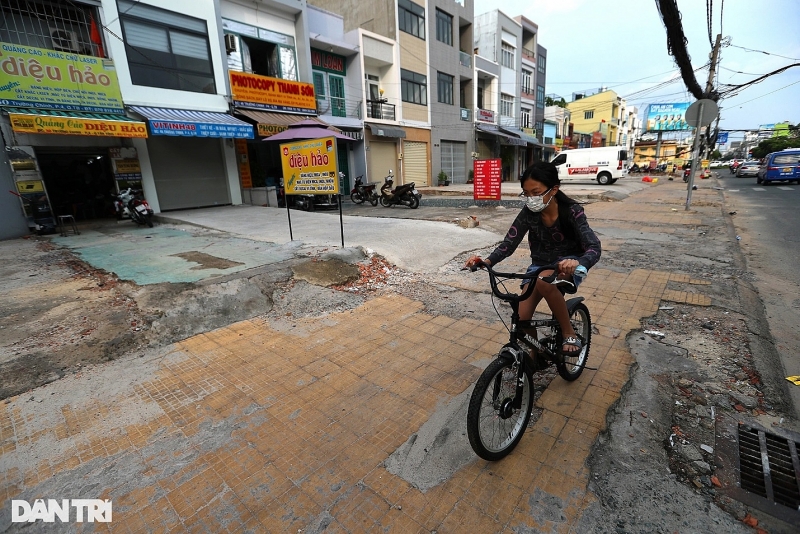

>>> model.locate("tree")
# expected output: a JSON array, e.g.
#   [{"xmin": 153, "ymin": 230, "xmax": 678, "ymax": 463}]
[
  {"xmin": 751, "ymin": 136, "xmax": 800, "ymax": 159},
  {"xmin": 710, "ymin": 150, "xmax": 722, "ymax": 159},
  {"xmin": 544, "ymin": 96, "xmax": 567, "ymax": 108}
]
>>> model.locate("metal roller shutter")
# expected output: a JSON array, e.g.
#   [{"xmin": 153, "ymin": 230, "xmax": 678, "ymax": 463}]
[
  {"xmin": 441, "ymin": 141, "xmax": 467, "ymax": 184},
  {"xmin": 403, "ymin": 141, "xmax": 428, "ymax": 186},
  {"xmin": 368, "ymin": 141, "xmax": 396, "ymax": 184},
  {"xmin": 148, "ymin": 137, "xmax": 229, "ymax": 210}
]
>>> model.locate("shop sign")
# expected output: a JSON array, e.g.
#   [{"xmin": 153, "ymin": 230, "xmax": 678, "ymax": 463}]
[
  {"xmin": 234, "ymin": 139, "xmax": 253, "ymax": 188},
  {"xmin": 109, "ymin": 147, "xmax": 142, "ymax": 189},
  {"xmin": 230, "ymin": 71, "xmax": 316, "ymax": 114},
  {"xmin": 311, "ymin": 48, "xmax": 346, "ymax": 75},
  {"xmin": 477, "ymin": 109, "xmax": 495, "ymax": 123},
  {"xmin": 280, "ymin": 136, "xmax": 339, "ymax": 195},
  {"xmin": 644, "ymin": 102, "xmax": 690, "ymax": 132},
  {"xmin": 473, "ymin": 158, "xmax": 501, "ymax": 201},
  {"xmin": 0, "ymin": 42, "xmax": 125, "ymax": 113},
  {"xmin": 257, "ymin": 123, "xmax": 288, "ymax": 137},
  {"xmin": 9, "ymin": 113, "xmax": 147, "ymax": 137}
]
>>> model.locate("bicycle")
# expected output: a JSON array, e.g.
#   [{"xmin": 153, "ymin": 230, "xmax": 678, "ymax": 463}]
[{"xmin": 465, "ymin": 262, "xmax": 592, "ymax": 461}]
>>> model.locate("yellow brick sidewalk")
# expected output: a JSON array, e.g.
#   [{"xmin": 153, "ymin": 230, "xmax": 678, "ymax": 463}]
[{"xmin": 0, "ymin": 180, "xmax": 721, "ymax": 532}]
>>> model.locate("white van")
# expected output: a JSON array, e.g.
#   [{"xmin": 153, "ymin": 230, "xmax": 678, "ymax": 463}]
[{"xmin": 550, "ymin": 147, "xmax": 629, "ymax": 185}]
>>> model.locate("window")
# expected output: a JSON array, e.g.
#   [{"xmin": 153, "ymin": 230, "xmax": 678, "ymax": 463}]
[
  {"xmin": 520, "ymin": 108, "xmax": 531, "ymax": 129},
  {"xmin": 119, "ymin": 0, "xmax": 215, "ymax": 93},
  {"xmin": 477, "ymin": 86, "xmax": 484, "ymax": 109},
  {"xmin": 329, "ymin": 75, "xmax": 345, "ymax": 117},
  {"xmin": 500, "ymin": 93, "xmax": 514, "ymax": 117},
  {"xmin": 536, "ymin": 85, "xmax": 545, "ymax": 109},
  {"xmin": 521, "ymin": 70, "xmax": 533, "ymax": 95},
  {"xmin": 436, "ymin": 9, "xmax": 452, "ymax": 46},
  {"xmin": 584, "ymin": 110, "xmax": 594, "ymax": 120},
  {"xmin": 538, "ymin": 54, "xmax": 546, "ymax": 74},
  {"xmin": 535, "ymin": 120, "xmax": 543, "ymax": 135},
  {"xmin": 437, "ymin": 72, "xmax": 453, "ymax": 105},
  {"xmin": 401, "ymin": 69, "xmax": 427, "ymax": 105},
  {"xmin": 313, "ymin": 71, "xmax": 326, "ymax": 100},
  {"xmin": 501, "ymin": 42, "xmax": 515, "ymax": 68},
  {"xmin": 399, "ymin": 0, "xmax": 425, "ymax": 40}
]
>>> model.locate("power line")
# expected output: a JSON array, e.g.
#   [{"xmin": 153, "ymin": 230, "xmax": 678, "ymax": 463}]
[
  {"xmin": 726, "ymin": 80, "xmax": 800, "ymax": 107},
  {"xmin": 729, "ymin": 44, "xmax": 800, "ymax": 62}
]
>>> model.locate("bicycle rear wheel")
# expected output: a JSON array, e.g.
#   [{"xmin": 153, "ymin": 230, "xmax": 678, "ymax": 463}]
[
  {"xmin": 556, "ymin": 302, "xmax": 591, "ymax": 381},
  {"xmin": 467, "ymin": 357, "xmax": 533, "ymax": 461}
]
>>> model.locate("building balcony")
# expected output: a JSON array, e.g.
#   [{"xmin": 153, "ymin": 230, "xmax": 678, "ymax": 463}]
[
  {"xmin": 460, "ymin": 108, "xmax": 471, "ymax": 121},
  {"xmin": 520, "ymin": 85, "xmax": 535, "ymax": 99},
  {"xmin": 522, "ymin": 47, "xmax": 535, "ymax": 60},
  {"xmin": 366, "ymin": 99, "xmax": 396, "ymax": 121},
  {"xmin": 459, "ymin": 51, "xmax": 472, "ymax": 68},
  {"xmin": 317, "ymin": 96, "xmax": 362, "ymax": 119}
]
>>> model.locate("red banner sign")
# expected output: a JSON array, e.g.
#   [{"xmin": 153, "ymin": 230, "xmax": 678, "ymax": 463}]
[
  {"xmin": 473, "ymin": 158, "xmax": 502, "ymax": 200},
  {"xmin": 567, "ymin": 167, "xmax": 598, "ymax": 175}
]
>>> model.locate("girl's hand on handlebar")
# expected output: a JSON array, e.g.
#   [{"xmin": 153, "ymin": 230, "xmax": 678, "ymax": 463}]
[
  {"xmin": 464, "ymin": 256, "xmax": 490, "ymax": 270},
  {"xmin": 557, "ymin": 259, "xmax": 579, "ymax": 278}
]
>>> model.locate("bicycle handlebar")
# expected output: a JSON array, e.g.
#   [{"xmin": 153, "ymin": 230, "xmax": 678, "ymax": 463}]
[{"xmin": 468, "ymin": 261, "xmax": 561, "ymax": 303}]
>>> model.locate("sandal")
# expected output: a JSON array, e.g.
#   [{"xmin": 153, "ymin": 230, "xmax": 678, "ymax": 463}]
[{"xmin": 561, "ymin": 336, "xmax": 583, "ymax": 355}]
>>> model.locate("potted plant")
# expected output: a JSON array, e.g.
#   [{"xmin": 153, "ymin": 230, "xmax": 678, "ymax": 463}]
[{"xmin": 437, "ymin": 171, "xmax": 450, "ymax": 186}]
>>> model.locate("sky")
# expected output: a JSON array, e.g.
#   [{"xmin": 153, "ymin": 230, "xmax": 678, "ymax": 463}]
[{"xmin": 472, "ymin": 0, "xmax": 800, "ymax": 145}]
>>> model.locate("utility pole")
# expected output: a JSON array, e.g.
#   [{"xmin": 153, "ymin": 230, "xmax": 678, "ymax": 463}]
[
  {"xmin": 685, "ymin": 34, "xmax": 722, "ymax": 210},
  {"xmin": 702, "ymin": 34, "xmax": 722, "ymax": 160}
]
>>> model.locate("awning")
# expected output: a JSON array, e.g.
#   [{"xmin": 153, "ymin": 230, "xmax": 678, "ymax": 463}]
[
  {"xmin": 500, "ymin": 126, "xmax": 542, "ymax": 146},
  {"xmin": 476, "ymin": 123, "xmax": 526, "ymax": 146},
  {"xmin": 234, "ymin": 109, "xmax": 337, "ymax": 137},
  {"xmin": 129, "ymin": 106, "xmax": 253, "ymax": 139},
  {"xmin": 368, "ymin": 124, "xmax": 406, "ymax": 138},
  {"xmin": 4, "ymin": 107, "xmax": 147, "ymax": 138}
]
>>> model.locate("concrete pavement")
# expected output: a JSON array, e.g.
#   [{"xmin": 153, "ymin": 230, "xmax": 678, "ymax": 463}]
[{"xmin": 1, "ymin": 178, "xmax": 735, "ymax": 532}]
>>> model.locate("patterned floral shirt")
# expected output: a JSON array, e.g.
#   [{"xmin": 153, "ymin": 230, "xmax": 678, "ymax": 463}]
[{"xmin": 486, "ymin": 203, "xmax": 601, "ymax": 270}]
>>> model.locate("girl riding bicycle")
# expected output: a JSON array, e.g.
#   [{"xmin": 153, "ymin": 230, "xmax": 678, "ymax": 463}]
[{"xmin": 465, "ymin": 160, "xmax": 601, "ymax": 364}]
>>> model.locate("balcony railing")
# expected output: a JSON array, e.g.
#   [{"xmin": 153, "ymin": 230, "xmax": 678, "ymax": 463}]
[
  {"xmin": 366, "ymin": 99, "xmax": 396, "ymax": 121},
  {"xmin": 520, "ymin": 84, "xmax": 535, "ymax": 98},
  {"xmin": 522, "ymin": 47, "xmax": 535, "ymax": 60},
  {"xmin": 317, "ymin": 96, "xmax": 362, "ymax": 119},
  {"xmin": 459, "ymin": 51, "xmax": 472, "ymax": 68},
  {"xmin": 460, "ymin": 108, "xmax": 471, "ymax": 121}
]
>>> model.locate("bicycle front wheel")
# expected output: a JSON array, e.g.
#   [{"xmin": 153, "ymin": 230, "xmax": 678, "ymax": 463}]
[
  {"xmin": 556, "ymin": 302, "xmax": 591, "ymax": 382},
  {"xmin": 467, "ymin": 357, "xmax": 533, "ymax": 461}
]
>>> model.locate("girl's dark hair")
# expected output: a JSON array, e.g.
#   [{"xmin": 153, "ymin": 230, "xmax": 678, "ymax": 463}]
[{"xmin": 519, "ymin": 161, "xmax": 579, "ymax": 206}]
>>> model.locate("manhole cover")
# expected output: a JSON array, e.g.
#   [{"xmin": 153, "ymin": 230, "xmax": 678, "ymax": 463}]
[{"xmin": 716, "ymin": 417, "xmax": 800, "ymax": 526}]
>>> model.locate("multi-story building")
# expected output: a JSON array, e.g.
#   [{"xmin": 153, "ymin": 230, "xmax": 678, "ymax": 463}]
[
  {"xmin": 309, "ymin": 0, "xmax": 452, "ymax": 186},
  {"xmin": 515, "ymin": 15, "xmax": 539, "ymax": 166},
  {"xmin": 0, "ymin": 0, "xmax": 255, "ymax": 239},
  {"xmin": 566, "ymin": 88, "xmax": 625, "ymax": 148},
  {"xmin": 474, "ymin": 9, "xmax": 539, "ymax": 181},
  {"xmin": 544, "ymin": 100, "xmax": 570, "ymax": 157}
]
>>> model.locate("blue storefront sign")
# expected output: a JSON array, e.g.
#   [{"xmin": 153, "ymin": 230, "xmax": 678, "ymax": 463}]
[
  {"xmin": 129, "ymin": 106, "xmax": 254, "ymax": 139},
  {"xmin": 717, "ymin": 131, "xmax": 728, "ymax": 144}
]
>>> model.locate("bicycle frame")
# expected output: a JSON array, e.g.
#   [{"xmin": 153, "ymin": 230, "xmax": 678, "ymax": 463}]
[{"xmin": 475, "ymin": 262, "xmax": 587, "ymax": 402}]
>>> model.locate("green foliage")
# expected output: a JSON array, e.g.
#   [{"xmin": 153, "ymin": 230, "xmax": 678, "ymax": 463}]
[
  {"xmin": 437, "ymin": 170, "xmax": 448, "ymax": 184},
  {"xmin": 751, "ymin": 136, "xmax": 800, "ymax": 159},
  {"xmin": 710, "ymin": 150, "xmax": 722, "ymax": 159},
  {"xmin": 545, "ymin": 96, "xmax": 567, "ymax": 108}
]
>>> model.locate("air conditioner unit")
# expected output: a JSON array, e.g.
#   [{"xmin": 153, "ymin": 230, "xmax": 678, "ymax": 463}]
[
  {"xmin": 50, "ymin": 28, "xmax": 79, "ymax": 53},
  {"xmin": 224, "ymin": 33, "xmax": 237, "ymax": 54}
]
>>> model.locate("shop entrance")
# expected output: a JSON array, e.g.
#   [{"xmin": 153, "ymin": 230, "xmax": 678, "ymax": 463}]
[{"xmin": 35, "ymin": 149, "xmax": 117, "ymax": 220}]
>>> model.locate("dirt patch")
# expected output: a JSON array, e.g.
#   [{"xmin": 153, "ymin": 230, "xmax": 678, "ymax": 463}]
[{"xmin": 170, "ymin": 251, "xmax": 245, "ymax": 270}]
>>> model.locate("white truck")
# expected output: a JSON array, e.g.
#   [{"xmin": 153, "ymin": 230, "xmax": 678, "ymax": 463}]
[{"xmin": 550, "ymin": 146, "xmax": 629, "ymax": 185}]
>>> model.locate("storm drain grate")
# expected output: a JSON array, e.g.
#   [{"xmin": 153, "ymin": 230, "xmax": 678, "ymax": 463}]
[{"xmin": 738, "ymin": 425, "xmax": 800, "ymax": 510}]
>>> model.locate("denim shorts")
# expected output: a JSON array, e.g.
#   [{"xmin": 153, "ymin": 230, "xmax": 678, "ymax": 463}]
[{"xmin": 521, "ymin": 256, "xmax": 583, "ymax": 294}]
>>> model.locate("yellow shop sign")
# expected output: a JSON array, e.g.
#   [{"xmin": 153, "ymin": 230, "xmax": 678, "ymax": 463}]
[
  {"xmin": 280, "ymin": 136, "xmax": 339, "ymax": 194},
  {"xmin": 9, "ymin": 113, "xmax": 148, "ymax": 138}
]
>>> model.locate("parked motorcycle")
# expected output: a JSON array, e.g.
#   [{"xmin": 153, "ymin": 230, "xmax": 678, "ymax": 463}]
[
  {"xmin": 350, "ymin": 175, "xmax": 379, "ymax": 206},
  {"xmin": 115, "ymin": 188, "xmax": 154, "ymax": 228},
  {"xmin": 380, "ymin": 170, "xmax": 420, "ymax": 209}
]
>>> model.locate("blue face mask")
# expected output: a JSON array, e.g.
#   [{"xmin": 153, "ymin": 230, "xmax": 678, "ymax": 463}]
[{"xmin": 524, "ymin": 188, "xmax": 552, "ymax": 212}]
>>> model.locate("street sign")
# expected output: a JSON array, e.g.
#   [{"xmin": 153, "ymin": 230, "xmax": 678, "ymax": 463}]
[
  {"xmin": 717, "ymin": 131, "xmax": 728, "ymax": 144},
  {"xmin": 685, "ymin": 99, "xmax": 718, "ymax": 128}
]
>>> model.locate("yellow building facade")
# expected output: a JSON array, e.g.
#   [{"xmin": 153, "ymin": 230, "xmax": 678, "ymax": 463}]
[{"xmin": 566, "ymin": 90, "xmax": 621, "ymax": 146}]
